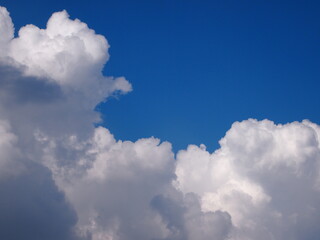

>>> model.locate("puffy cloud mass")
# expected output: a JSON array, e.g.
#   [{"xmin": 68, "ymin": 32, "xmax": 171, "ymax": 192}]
[
  {"xmin": 175, "ymin": 119, "xmax": 320, "ymax": 240},
  {"xmin": 0, "ymin": 6, "xmax": 320, "ymax": 240}
]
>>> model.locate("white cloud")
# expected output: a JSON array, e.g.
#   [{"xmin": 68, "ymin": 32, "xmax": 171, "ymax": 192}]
[
  {"xmin": 35, "ymin": 125, "xmax": 233, "ymax": 240},
  {"xmin": 0, "ymin": 6, "xmax": 14, "ymax": 54},
  {"xmin": 175, "ymin": 119, "xmax": 320, "ymax": 239},
  {"xmin": 0, "ymin": 119, "xmax": 81, "ymax": 240},
  {"xmin": 1, "ymin": 7, "xmax": 131, "ymax": 108},
  {"xmin": 0, "ymin": 6, "xmax": 320, "ymax": 240}
]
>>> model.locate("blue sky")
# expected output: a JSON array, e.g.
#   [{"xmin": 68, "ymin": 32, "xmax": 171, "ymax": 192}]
[{"xmin": 3, "ymin": 0, "xmax": 320, "ymax": 151}]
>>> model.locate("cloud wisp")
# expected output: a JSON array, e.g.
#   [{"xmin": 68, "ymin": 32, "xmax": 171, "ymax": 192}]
[{"xmin": 0, "ymin": 6, "xmax": 320, "ymax": 240}]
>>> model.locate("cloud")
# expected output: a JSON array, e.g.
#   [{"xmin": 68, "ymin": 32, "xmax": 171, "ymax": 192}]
[
  {"xmin": 0, "ymin": 5, "xmax": 320, "ymax": 240},
  {"xmin": 151, "ymin": 193, "xmax": 232, "ymax": 240},
  {"xmin": 0, "ymin": 64, "xmax": 62, "ymax": 104},
  {"xmin": 0, "ymin": 120, "xmax": 81, "ymax": 240},
  {"xmin": 175, "ymin": 119, "xmax": 320, "ymax": 240},
  {"xmin": 0, "ymin": 7, "xmax": 131, "ymax": 108},
  {"xmin": 0, "ymin": 7, "xmax": 14, "ymax": 54},
  {"xmin": 40, "ymin": 127, "xmax": 232, "ymax": 240},
  {"xmin": 0, "ymin": 6, "xmax": 133, "ymax": 240}
]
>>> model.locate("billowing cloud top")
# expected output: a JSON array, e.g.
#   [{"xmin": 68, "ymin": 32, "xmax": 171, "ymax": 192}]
[
  {"xmin": 0, "ymin": 6, "xmax": 131, "ymax": 107},
  {"xmin": 0, "ymin": 6, "xmax": 320, "ymax": 240}
]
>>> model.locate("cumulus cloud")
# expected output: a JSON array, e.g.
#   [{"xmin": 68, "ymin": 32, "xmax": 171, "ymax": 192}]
[
  {"xmin": 0, "ymin": 7, "xmax": 14, "ymax": 54},
  {"xmin": 0, "ymin": 5, "xmax": 320, "ymax": 240},
  {"xmin": 0, "ymin": 120, "xmax": 81, "ymax": 240},
  {"xmin": 175, "ymin": 119, "xmax": 320, "ymax": 240},
  {"xmin": 0, "ymin": 7, "xmax": 131, "ymax": 107}
]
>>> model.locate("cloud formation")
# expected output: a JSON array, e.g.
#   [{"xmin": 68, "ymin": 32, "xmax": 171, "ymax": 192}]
[
  {"xmin": 0, "ymin": 119, "xmax": 80, "ymax": 240},
  {"xmin": 175, "ymin": 119, "xmax": 320, "ymax": 240},
  {"xmin": 0, "ymin": 6, "xmax": 320, "ymax": 240}
]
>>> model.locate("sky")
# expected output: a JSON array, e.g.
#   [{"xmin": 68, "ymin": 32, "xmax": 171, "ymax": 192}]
[
  {"xmin": 0, "ymin": 1, "xmax": 320, "ymax": 240},
  {"xmin": 2, "ymin": 0, "xmax": 320, "ymax": 151}
]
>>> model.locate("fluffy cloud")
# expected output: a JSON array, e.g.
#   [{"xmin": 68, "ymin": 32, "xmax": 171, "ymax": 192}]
[
  {"xmin": 37, "ymin": 126, "xmax": 233, "ymax": 240},
  {"xmin": 0, "ymin": 7, "xmax": 131, "ymax": 108},
  {"xmin": 0, "ymin": 7, "xmax": 14, "ymax": 54},
  {"xmin": 0, "ymin": 120, "xmax": 81, "ymax": 240},
  {"xmin": 175, "ymin": 119, "xmax": 320, "ymax": 240},
  {"xmin": 0, "ymin": 5, "xmax": 320, "ymax": 240}
]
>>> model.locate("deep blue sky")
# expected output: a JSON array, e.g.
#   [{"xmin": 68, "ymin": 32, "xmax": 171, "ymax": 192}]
[{"xmin": 3, "ymin": 0, "xmax": 320, "ymax": 151}]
